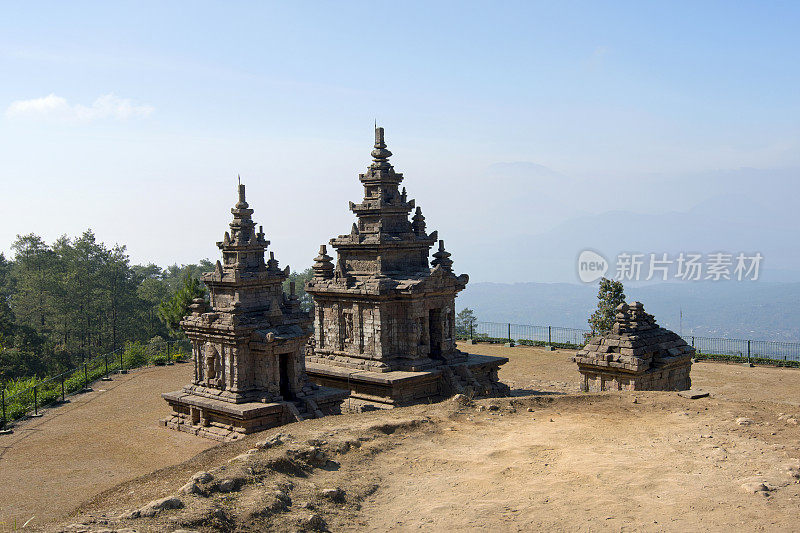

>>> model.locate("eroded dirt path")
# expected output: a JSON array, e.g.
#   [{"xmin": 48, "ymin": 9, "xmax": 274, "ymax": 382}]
[{"xmin": 0, "ymin": 363, "xmax": 214, "ymax": 529}]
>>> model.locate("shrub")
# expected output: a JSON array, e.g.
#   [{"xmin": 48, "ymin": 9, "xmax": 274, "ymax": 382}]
[
  {"xmin": 123, "ymin": 341, "xmax": 148, "ymax": 368},
  {"xmin": 147, "ymin": 336, "xmax": 166, "ymax": 359}
]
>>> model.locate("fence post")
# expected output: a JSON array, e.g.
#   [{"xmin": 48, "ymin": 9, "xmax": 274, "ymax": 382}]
[
  {"xmin": 1, "ymin": 388, "xmax": 6, "ymax": 430},
  {"xmin": 505, "ymin": 323, "xmax": 514, "ymax": 347},
  {"xmin": 33, "ymin": 385, "xmax": 38, "ymax": 416},
  {"xmin": 119, "ymin": 349, "xmax": 126, "ymax": 374},
  {"xmin": 469, "ymin": 322, "xmax": 473, "ymax": 340},
  {"xmin": 543, "ymin": 325, "xmax": 555, "ymax": 351},
  {"xmin": 691, "ymin": 336, "xmax": 695, "ymax": 347},
  {"xmin": 167, "ymin": 342, "xmax": 173, "ymax": 365},
  {"xmin": 83, "ymin": 362, "xmax": 89, "ymax": 391},
  {"xmin": 747, "ymin": 340, "xmax": 751, "ymax": 365},
  {"xmin": 102, "ymin": 352, "xmax": 112, "ymax": 381},
  {"xmin": 61, "ymin": 375, "xmax": 65, "ymax": 402}
]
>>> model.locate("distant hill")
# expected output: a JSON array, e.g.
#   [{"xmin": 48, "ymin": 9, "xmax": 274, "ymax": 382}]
[{"xmin": 456, "ymin": 281, "xmax": 800, "ymax": 342}]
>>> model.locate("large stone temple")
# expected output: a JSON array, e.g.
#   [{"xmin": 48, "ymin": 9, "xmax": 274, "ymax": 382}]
[
  {"xmin": 304, "ymin": 127, "xmax": 509, "ymax": 409},
  {"xmin": 162, "ymin": 182, "xmax": 347, "ymax": 441}
]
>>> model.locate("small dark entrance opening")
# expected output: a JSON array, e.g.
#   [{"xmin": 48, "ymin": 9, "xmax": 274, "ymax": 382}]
[
  {"xmin": 429, "ymin": 308, "xmax": 443, "ymax": 359},
  {"xmin": 279, "ymin": 353, "xmax": 293, "ymax": 400}
]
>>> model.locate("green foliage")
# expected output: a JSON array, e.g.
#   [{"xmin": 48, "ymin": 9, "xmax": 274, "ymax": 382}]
[
  {"xmin": 0, "ymin": 299, "xmax": 16, "ymax": 349},
  {"xmin": 692, "ymin": 352, "xmax": 800, "ymax": 368},
  {"xmin": 588, "ymin": 277, "xmax": 626, "ymax": 335},
  {"xmin": 0, "ymin": 230, "xmax": 212, "ymax": 383},
  {"xmin": 157, "ymin": 274, "xmax": 206, "ymax": 338},
  {"xmin": 122, "ymin": 341, "xmax": 149, "ymax": 367},
  {"xmin": 459, "ymin": 333, "xmax": 584, "ymax": 350},
  {"xmin": 283, "ymin": 267, "xmax": 314, "ymax": 312},
  {"xmin": 455, "ymin": 308, "xmax": 478, "ymax": 337}
]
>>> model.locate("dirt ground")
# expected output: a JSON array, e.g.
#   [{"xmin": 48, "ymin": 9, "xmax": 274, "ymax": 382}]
[
  {"xmin": 2, "ymin": 344, "xmax": 799, "ymax": 532},
  {"xmin": 0, "ymin": 363, "xmax": 215, "ymax": 530}
]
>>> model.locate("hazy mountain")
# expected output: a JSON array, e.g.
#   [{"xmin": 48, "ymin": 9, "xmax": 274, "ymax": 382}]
[
  {"xmin": 456, "ymin": 281, "xmax": 800, "ymax": 342},
  {"xmin": 453, "ymin": 166, "xmax": 800, "ymax": 284}
]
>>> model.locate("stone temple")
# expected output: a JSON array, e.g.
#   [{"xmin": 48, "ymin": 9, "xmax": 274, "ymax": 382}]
[
  {"xmin": 304, "ymin": 127, "xmax": 509, "ymax": 409},
  {"xmin": 574, "ymin": 301, "xmax": 694, "ymax": 392},
  {"xmin": 162, "ymin": 182, "xmax": 347, "ymax": 441}
]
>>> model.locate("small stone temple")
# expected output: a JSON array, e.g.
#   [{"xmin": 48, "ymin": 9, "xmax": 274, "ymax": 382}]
[
  {"xmin": 304, "ymin": 127, "xmax": 509, "ymax": 409},
  {"xmin": 574, "ymin": 301, "xmax": 694, "ymax": 392},
  {"xmin": 162, "ymin": 182, "xmax": 347, "ymax": 441}
]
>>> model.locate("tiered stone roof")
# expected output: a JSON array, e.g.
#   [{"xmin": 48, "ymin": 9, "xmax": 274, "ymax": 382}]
[
  {"xmin": 575, "ymin": 302, "xmax": 695, "ymax": 373},
  {"xmin": 306, "ymin": 127, "xmax": 467, "ymax": 296}
]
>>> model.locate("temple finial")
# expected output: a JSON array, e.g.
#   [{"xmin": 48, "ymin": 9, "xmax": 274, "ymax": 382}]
[
  {"xmin": 267, "ymin": 250, "xmax": 279, "ymax": 273},
  {"xmin": 236, "ymin": 178, "xmax": 247, "ymax": 208},
  {"xmin": 431, "ymin": 239, "xmax": 453, "ymax": 272},
  {"xmin": 370, "ymin": 125, "xmax": 392, "ymax": 169},
  {"xmin": 313, "ymin": 245, "xmax": 334, "ymax": 280},
  {"xmin": 412, "ymin": 206, "xmax": 426, "ymax": 236}
]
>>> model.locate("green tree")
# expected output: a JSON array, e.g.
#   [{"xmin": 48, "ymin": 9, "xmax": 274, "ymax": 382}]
[
  {"xmin": 283, "ymin": 267, "xmax": 314, "ymax": 312},
  {"xmin": 104, "ymin": 244, "xmax": 138, "ymax": 351},
  {"xmin": 162, "ymin": 260, "xmax": 214, "ymax": 292},
  {"xmin": 588, "ymin": 277, "xmax": 626, "ymax": 335},
  {"xmin": 136, "ymin": 276, "xmax": 170, "ymax": 339},
  {"xmin": 0, "ymin": 299, "xmax": 15, "ymax": 349},
  {"xmin": 10, "ymin": 234, "xmax": 58, "ymax": 335},
  {"xmin": 157, "ymin": 274, "xmax": 206, "ymax": 338},
  {"xmin": 0, "ymin": 252, "xmax": 12, "ymax": 301},
  {"xmin": 455, "ymin": 308, "xmax": 478, "ymax": 338},
  {"xmin": 0, "ymin": 253, "xmax": 13, "ymax": 347},
  {"xmin": 67, "ymin": 230, "xmax": 107, "ymax": 357}
]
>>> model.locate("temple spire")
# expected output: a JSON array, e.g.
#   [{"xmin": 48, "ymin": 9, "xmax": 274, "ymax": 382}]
[
  {"xmin": 312, "ymin": 245, "xmax": 334, "ymax": 279},
  {"xmin": 431, "ymin": 240, "xmax": 453, "ymax": 272},
  {"xmin": 236, "ymin": 177, "xmax": 248, "ymax": 209},
  {"xmin": 411, "ymin": 206, "xmax": 426, "ymax": 236},
  {"xmin": 370, "ymin": 126, "xmax": 393, "ymax": 170}
]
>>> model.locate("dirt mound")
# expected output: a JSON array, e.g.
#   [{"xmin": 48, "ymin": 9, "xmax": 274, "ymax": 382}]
[
  {"xmin": 6, "ymin": 344, "xmax": 799, "ymax": 532},
  {"xmin": 53, "ymin": 386, "xmax": 800, "ymax": 532}
]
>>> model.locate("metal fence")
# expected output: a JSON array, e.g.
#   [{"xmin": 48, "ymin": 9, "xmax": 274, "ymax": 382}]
[
  {"xmin": 471, "ymin": 322, "xmax": 589, "ymax": 348},
  {"xmin": 465, "ymin": 321, "xmax": 800, "ymax": 363},
  {"xmin": 0, "ymin": 339, "xmax": 191, "ymax": 432}
]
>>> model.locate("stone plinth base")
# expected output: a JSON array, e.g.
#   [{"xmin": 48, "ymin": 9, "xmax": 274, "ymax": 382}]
[
  {"xmin": 306, "ymin": 353, "xmax": 509, "ymax": 409},
  {"xmin": 161, "ymin": 386, "xmax": 348, "ymax": 442},
  {"xmin": 577, "ymin": 356, "xmax": 692, "ymax": 392}
]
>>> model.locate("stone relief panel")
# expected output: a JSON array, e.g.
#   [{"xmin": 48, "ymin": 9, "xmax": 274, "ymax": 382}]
[
  {"xmin": 204, "ymin": 342, "xmax": 223, "ymax": 389},
  {"xmin": 341, "ymin": 308, "xmax": 354, "ymax": 350}
]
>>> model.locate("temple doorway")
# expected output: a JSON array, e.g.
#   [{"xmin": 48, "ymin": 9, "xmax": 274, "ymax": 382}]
[{"xmin": 279, "ymin": 353, "xmax": 293, "ymax": 399}]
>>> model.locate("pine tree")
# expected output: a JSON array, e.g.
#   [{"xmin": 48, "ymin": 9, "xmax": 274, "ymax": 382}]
[
  {"xmin": 455, "ymin": 308, "xmax": 478, "ymax": 338},
  {"xmin": 588, "ymin": 277, "xmax": 626, "ymax": 335},
  {"xmin": 157, "ymin": 274, "xmax": 206, "ymax": 338}
]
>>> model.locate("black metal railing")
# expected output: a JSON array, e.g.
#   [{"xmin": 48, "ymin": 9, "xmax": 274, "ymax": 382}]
[
  {"xmin": 0, "ymin": 339, "xmax": 190, "ymax": 432},
  {"xmin": 460, "ymin": 321, "xmax": 800, "ymax": 363}
]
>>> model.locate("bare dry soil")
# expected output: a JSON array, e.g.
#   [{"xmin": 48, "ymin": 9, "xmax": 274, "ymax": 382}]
[{"xmin": 1, "ymin": 344, "xmax": 798, "ymax": 532}]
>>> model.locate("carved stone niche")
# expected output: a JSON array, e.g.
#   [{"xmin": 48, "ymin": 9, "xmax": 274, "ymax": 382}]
[{"xmin": 203, "ymin": 342, "xmax": 223, "ymax": 389}]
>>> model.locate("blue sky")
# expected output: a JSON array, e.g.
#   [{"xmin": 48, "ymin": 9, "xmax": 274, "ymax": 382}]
[{"xmin": 1, "ymin": 2, "xmax": 799, "ymax": 282}]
